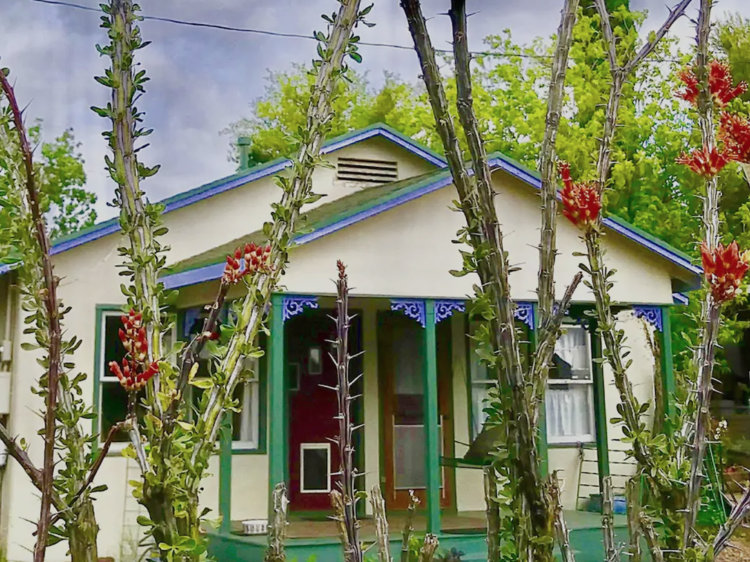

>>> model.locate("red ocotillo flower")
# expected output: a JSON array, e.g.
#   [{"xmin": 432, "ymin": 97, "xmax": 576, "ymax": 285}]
[
  {"xmin": 109, "ymin": 358, "xmax": 159, "ymax": 392},
  {"xmin": 110, "ymin": 309, "xmax": 159, "ymax": 392},
  {"xmin": 719, "ymin": 111, "xmax": 750, "ymax": 164},
  {"xmin": 678, "ymin": 60, "xmax": 747, "ymax": 107},
  {"xmin": 222, "ymin": 242, "xmax": 273, "ymax": 284},
  {"xmin": 676, "ymin": 146, "xmax": 730, "ymax": 178},
  {"xmin": 701, "ymin": 241, "xmax": 750, "ymax": 304},
  {"xmin": 558, "ymin": 162, "xmax": 601, "ymax": 231}
]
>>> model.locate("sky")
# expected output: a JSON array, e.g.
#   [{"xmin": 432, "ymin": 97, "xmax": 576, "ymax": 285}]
[{"xmin": 1, "ymin": 0, "xmax": 749, "ymax": 223}]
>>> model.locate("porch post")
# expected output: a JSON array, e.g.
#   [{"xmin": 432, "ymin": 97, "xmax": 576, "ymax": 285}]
[
  {"xmin": 589, "ymin": 317, "xmax": 611, "ymax": 493},
  {"xmin": 268, "ymin": 293, "xmax": 287, "ymax": 505},
  {"xmin": 218, "ymin": 415, "xmax": 232, "ymax": 534},
  {"xmin": 423, "ymin": 299, "xmax": 441, "ymax": 534},
  {"xmin": 659, "ymin": 306, "xmax": 676, "ymax": 419}
]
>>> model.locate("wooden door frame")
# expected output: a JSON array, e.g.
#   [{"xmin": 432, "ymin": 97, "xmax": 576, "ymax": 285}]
[{"xmin": 377, "ymin": 310, "xmax": 455, "ymax": 511}]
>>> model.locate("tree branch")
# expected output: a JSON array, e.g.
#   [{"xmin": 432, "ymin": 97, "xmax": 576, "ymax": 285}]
[
  {"xmin": 191, "ymin": 0, "xmax": 365, "ymax": 474},
  {"xmin": 602, "ymin": 476, "xmax": 621, "ymax": 562},
  {"xmin": 624, "ymin": 0, "xmax": 693, "ymax": 76},
  {"xmin": 370, "ymin": 486, "xmax": 393, "ymax": 562},
  {"xmin": 684, "ymin": 0, "xmax": 720, "ymax": 548},
  {"xmin": 535, "ymin": 0, "xmax": 580, "ymax": 334},
  {"xmin": 0, "ymin": 68, "xmax": 62, "ymax": 562},
  {"xmin": 712, "ymin": 484, "xmax": 750, "ymax": 557}
]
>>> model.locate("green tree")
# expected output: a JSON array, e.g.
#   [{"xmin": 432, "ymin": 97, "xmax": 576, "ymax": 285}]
[
  {"xmin": 224, "ymin": 66, "xmax": 437, "ymax": 165},
  {"xmin": 0, "ymin": 121, "xmax": 97, "ymax": 241}
]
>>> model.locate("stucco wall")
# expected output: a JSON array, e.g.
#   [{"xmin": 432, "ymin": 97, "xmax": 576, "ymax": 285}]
[{"xmin": 280, "ymin": 174, "xmax": 677, "ymax": 304}]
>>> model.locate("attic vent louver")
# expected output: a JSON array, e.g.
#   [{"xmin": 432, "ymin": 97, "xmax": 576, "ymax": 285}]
[{"xmin": 337, "ymin": 157, "xmax": 398, "ymax": 184}]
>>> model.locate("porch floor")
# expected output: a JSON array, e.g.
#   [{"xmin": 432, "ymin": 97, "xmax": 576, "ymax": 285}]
[
  {"xmin": 209, "ymin": 510, "xmax": 628, "ymax": 562},
  {"xmin": 228, "ymin": 509, "xmax": 622, "ymax": 539}
]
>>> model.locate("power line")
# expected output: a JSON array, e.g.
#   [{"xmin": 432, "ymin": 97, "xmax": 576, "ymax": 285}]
[{"xmin": 27, "ymin": 0, "xmax": 692, "ymax": 65}]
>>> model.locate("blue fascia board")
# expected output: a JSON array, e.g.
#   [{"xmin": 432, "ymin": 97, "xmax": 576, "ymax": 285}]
[
  {"xmin": 672, "ymin": 292, "xmax": 689, "ymax": 305},
  {"xmin": 163, "ymin": 262, "xmax": 225, "ymax": 290},
  {"xmin": 0, "ymin": 126, "xmax": 447, "ymax": 276}
]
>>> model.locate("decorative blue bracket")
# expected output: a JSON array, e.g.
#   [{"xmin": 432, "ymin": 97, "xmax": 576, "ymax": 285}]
[
  {"xmin": 391, "ymin": 299, "xmax": 426, "ymax": 327},
  {"xmin": 435, "ymin": 300, "xmax": 466, "ymax": 324},
  {"xmin": 514, "ymin": 302, "xmax": 535, "ymax": 330},
  {"xmin": 282, "ymin": 296, "xmax": 319, "ymax": 322},
  {"xmin": 634, "ymin": 306, "xmax": 663, "ymax": 332}
]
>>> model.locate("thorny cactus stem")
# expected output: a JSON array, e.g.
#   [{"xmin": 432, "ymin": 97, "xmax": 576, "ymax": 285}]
[
  {"xmin": 100, "ymin": 0, "xmax": 165, "ymax": 411},
  {"xmin": 483, "ymin": 467, "xmax": 500, "ymax": 562},
  {"xmin": 265, "ymin": 483, "xmax": 289, "ymax": 562},
  {"xmin": 625, "ymin": 479, "xmax": 643, "ymax": 562},
  {"xmin": 191, "ymin": 0, "xmax": 367, "ymax": 470},
  {"xmin": 370, "ymin": 486, "xmax": 393, "ymax": 562},
  {"xmin": 329, "ymin": 261, "xmax": 363, "ymax": 562},
  {"xmin": 403, "ymin": 2, "xmax": 582, "ymax": 559},
  {"xmin": 401, "ymin": 490, "xmax": 419, "ymax": 562},
  {"xmin": 0, "ymin": 69, "xmax": 63, "ymax": 562},
  {"xmin": 683, "ymin": 0, "xmax": 722, "ymax": 549},
  {"xmin": 418, "ymin": 534, "xmax": 439, "ymax": 562},
  {"xmin": 548, "ymin": 474, "xmax": 575, "ymax": 562},
  {"xmin": 601, "ymin": 476, "xmax": 620, "ymax": 562}
]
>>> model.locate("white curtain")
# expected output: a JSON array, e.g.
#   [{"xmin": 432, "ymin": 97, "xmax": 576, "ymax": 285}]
[
  {"xmin": 553, "ymin": 326, "xmax": 590, "ymax": 378},
  {"xmin": 545, "ymin": 386, "xmax": 593, "ymax": 440},
  {"xmin": 546, "ymin": 326, "xmax": 593, "ymax": 441}
]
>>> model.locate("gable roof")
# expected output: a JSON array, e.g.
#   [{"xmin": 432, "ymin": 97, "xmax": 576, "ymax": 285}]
[
  {"xmin": 161, "ymin": 155, "xmax": 702, "ymax": 293},
  {"xmin": 0, "ymin": 123, "xmax": 446, "ymax": 276}
]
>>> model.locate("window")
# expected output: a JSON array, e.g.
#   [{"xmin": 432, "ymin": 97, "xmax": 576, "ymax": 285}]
[
  {"xmin": 182, "ymin": 305, "xmax": 263, "ymax": 450},
  {"xmin": 96, "ymin": 305, "xmax": 263, "ymax": 450},
  {"xmin": 97, "ymin": 309, "xmax": 177, "ymax": 443},
  {"xmin": 545, "ymin": 325, "xmax": 595, "ymax": 444},
  {"xmin": 98, "ymin": 309, "xmax": 137, "ymax": 443}
]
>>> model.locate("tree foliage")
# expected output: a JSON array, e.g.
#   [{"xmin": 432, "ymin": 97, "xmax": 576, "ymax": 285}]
[{"xmin": 0, "ymin": 121, "xmax": 97, "ymax": 241}]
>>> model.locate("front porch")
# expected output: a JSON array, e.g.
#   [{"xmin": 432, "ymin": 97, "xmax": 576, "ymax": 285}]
[
  {"xmin": 206, "ymin": 510, "xmax": 629, "ymax": 562},
  {"xmin": 197, "ymin": 291, "xmax": 675, "ymax": 561}
]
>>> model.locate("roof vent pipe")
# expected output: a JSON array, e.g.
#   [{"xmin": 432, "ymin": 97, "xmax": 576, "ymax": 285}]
[{"xmin": 238, "ymin": 136, "xmax": 252, "ymax": 170}]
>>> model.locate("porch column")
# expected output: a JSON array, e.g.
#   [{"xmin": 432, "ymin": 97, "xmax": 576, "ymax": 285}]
[
  {"xmin": 268, "ymin": 293, "xmax": 287, "ymax": 504},
  {"xmin": 423, "ymin": 299, "xmax": 441, "ymax": 534},
  {"xmin": 218, "ymin": 415, "xmax": 232, "ymax": 534},
  {"xmin": 589, "ymin": 317, "xmax": 611, "ymax": 493},
  {"xmin": 659, "ymin": 306, "xmax": 676, "ymax": 419}
]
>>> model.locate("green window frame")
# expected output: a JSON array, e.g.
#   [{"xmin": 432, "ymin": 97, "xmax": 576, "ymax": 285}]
[{"xmin": 93, "ymin": 304, "xmax": 266, "ymax": 454}]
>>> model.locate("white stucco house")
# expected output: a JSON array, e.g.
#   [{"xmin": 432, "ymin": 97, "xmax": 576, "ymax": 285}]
[{"xmin": 0, "ymin": 124, "xmax": 700, "ymax": 562}]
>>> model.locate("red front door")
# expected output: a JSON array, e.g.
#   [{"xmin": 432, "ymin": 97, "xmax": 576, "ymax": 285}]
[{"xmin": 287, "ymin": 308, "xmax": 362, "ymax": 511}]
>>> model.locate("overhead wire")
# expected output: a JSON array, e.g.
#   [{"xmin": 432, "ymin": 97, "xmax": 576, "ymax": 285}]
[{"xmin": 25, "ymin": 0, "xmax": 696, "ymax": 65}]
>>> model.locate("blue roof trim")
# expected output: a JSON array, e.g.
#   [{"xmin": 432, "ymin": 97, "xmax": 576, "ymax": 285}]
[
  {"xmin": 0, "ymin": 125, "xmax": 446, "ymax": 277},
  {"xmin": 673, "ymin": 292, "xmax": 689, "ymax": 305},
  {"xmin": 163, "ymin": 262, "xmax": 224, "ymax": 290}
]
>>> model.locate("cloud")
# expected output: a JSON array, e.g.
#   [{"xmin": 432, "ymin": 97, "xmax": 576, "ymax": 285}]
[{"xmin": 1, "ymin": 0, "xmax": 748, "ymax": 221}]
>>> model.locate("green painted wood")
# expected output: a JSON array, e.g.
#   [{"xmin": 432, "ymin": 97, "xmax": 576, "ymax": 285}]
[
  {"xmin": 659, "ymin": 306, "xmax": 676, "ymax": 420},
  {"xmin": 219, "ymin": 414, "xmax": 233, "ymax": 534},
  {"xmin": 423, "ymin": 300, "xmax": 441, "ymax": 534},
  {"xmin": 530, "ymin": 304, "xmax": 549, "ymax": 477},
  {"xmin": 589, "ymin": 318, "xmax": 611, "ymax": 490},
  {"xmin": 92, "ymin": 304, "xmax": 125, "ymax": 451},
  {"xmin": 268, "ymin": 294, "xmax": 287, "ymax": 505}
]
